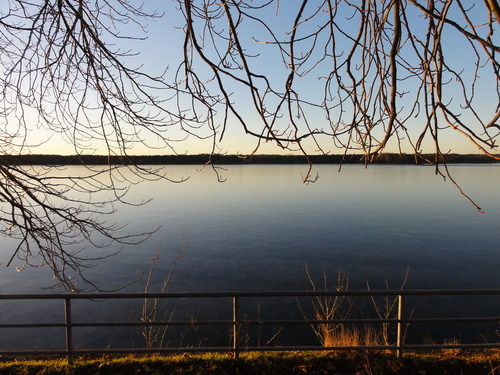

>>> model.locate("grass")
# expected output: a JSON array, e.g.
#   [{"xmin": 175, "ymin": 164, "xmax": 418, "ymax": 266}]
[
  {"xmin": 299, "ymin": 266, "xmax": 405, "ymax": 350},
  {"xmin": 0, "ymin": 350, "xmax": 500, "ymax": 375},
  {"xmin": 3, "ymin": 267, "xmax": 498, "ymax": 374}
]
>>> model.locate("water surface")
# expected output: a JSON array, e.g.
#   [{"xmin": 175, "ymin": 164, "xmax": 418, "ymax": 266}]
[
  {"xmin": 1, "ymin": 164, "xmax": 499, "ymax": 292},
  {"xmin": 1, "ymin": 164, "xmax": 499, "ymax": 349}
]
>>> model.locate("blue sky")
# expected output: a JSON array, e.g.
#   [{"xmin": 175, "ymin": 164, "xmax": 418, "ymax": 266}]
[{"xmin": 4, "ymin": 1, "xmax": 499, "ymax": 156}]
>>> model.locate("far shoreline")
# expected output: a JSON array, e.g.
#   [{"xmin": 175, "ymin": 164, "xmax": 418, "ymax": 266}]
[{"xmin": 1, "ymin": 153, "xmax": 499, "ymax": 166}]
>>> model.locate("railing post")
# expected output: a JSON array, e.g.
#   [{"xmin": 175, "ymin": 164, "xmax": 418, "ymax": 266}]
[
  {"xmin": 396, "ymin": 294, "xmax": 404, "ymax": 358},
  {"xmin": 64, "ymin": 298, "xmax": 74, "ymax": 365},
  {"xmin": 232, "ymin": 296, "xmax": 239, "ymax": 359}
]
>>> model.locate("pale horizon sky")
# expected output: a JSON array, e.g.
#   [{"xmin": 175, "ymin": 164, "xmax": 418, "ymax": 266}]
[{"xmin": 4, "ymin": 1, "xmax": 499, "ymax": 157}]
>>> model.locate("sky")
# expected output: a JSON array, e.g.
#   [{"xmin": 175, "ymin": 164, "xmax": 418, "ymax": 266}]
[{"xmin": 2, "ymin": 0, "xmax": 499, "ymax": 157}]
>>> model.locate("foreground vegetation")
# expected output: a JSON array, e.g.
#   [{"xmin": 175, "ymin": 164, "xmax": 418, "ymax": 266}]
[{"xmin": 1, "ymin": 350, "xmax": 499, "ymax": 375}]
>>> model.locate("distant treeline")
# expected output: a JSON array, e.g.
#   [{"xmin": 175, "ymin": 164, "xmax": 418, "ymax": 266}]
[{"xmin": 1, "ymin": 153, "xmax": 499, "ymax": 166}]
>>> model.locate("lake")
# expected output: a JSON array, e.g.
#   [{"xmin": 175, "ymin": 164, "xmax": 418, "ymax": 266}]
[
  {"xmin": 2, "ymin": 163, "xmax": 500, "ymax": 291},
  {"xmin": 0, "ymin": 163, "xmax": 499, "ymax": 349}
]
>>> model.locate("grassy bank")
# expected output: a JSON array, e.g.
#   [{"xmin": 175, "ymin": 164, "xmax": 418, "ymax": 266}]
[{"xmin": 1, "ymin": 350, "xmax": 499, "ymax": 375}]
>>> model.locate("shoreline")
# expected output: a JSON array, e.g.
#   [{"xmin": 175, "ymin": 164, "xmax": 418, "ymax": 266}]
[{"xmin": 1, "ymin": 153, "xmax": 499, "ymax": 166}]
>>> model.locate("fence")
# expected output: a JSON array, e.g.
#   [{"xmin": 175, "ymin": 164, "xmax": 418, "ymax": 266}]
[{"xmin": 1, "ymin": 289, "xmax": 500, "ymax": 364}]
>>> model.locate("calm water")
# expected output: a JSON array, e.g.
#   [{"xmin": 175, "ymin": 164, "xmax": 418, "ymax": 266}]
[
  {"xmin": 111, "ymin": 163, "xmax": 500, "ymax": 292},
  {"xmin": 1, "ymin": 163, "xmax": 500, "ymax": 291},
  {"xmin": 1, "ymin": 164, "xmax": 499, "ymax": 348}
]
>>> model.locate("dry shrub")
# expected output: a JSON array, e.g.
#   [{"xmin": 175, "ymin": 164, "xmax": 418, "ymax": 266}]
[{"xmin": 322, "ymin": 324, "xmax": 383, "ymax": 348}]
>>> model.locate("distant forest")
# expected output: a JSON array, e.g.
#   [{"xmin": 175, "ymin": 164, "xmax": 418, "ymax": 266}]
[{"xmin": 1, "ymin": 153, "xmax": 499, "ymax": 166}]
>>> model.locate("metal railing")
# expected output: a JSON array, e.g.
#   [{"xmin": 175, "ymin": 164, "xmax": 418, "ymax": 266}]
[{"xmin": 1, "ymin": 289, "xmax": 499, "ymax": 364}]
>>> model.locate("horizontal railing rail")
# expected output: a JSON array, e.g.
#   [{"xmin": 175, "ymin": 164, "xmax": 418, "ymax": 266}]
[{"xmin": 0, "ymin": 289, "xmax": 499, "ymax": 364}]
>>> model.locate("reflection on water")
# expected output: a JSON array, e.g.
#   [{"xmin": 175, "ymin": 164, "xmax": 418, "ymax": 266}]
[
  {"xmin": 1, "ymin": 164, "xmax": 499, "ymax": 349},
  {"xmin": 2, "ymin": 164, "xmax": 500, "ymax": 292}
]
